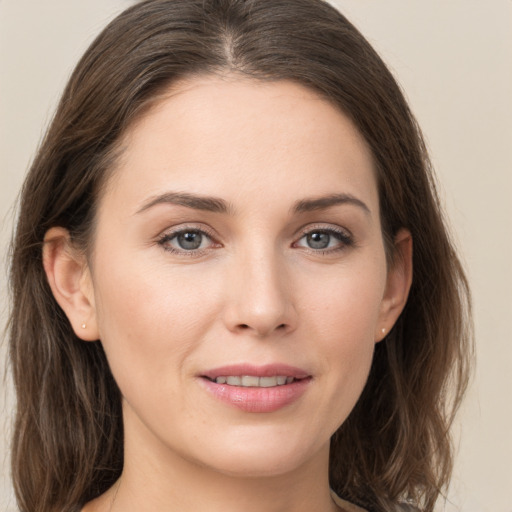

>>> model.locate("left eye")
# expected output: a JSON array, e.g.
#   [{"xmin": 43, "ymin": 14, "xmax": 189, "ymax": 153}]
[
  {"xmin": 160, "ymin": 229, "xmax": 213, "ymax": 252},
  {"xmin": 296, "ymin": 229, "xmax": 350, "ymax": 250}
]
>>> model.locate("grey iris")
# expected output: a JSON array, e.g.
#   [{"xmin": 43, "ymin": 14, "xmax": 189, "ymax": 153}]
[
  {"xmin": 177, "ymin": 231, "xmax": 202, "ymax": 250},
  {"xmin": 307, "ymin": 232, "xmax": 330, "ymax": 249}
]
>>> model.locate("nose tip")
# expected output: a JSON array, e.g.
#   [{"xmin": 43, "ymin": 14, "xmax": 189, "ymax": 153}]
[{"xmin": 222, "ymin": 258, "xmax": 297, "ymax": 338}]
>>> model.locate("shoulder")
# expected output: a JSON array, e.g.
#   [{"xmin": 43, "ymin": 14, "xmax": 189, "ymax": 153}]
[
  {"xmin": 330, "ymin": 491, "xmax": 367, "ymax": 512},
  {"xmin": 395, "ymin": 505, "xmax": 421, "ymax": 512},
  {"xmin": 331, "ymin": 491, "xmax": 421, "ymax": 512}
]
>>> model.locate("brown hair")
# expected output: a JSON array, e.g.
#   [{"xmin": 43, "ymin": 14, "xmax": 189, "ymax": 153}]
[{"xmin": 8, "ymin": 1, "xmax": 472, "ymax": 511}]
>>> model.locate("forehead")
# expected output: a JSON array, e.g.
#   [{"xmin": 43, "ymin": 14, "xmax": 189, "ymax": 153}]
[{"xmin": 102, "ymin": 76, "xmax": 378, "ymax": 215}]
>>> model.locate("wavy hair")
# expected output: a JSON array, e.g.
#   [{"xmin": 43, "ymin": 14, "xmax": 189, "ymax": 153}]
[{"xmin": 8, "ymin": 1, "xmax": 472, "ymax": 511}]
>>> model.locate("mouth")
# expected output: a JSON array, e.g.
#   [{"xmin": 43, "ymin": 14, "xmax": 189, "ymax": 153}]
[
  {"xmin": 200, "ymin": 363, "xmax": 310, "ymax": 386},
  {"xmin": 199, "ymin": 364, "xmax": 312, "ymax": 413},
  {"xmin": 203, "ymin": 375, "xmax": 300, "ymax": 387}
]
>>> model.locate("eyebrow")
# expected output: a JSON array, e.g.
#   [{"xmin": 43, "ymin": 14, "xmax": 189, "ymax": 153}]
[
  {"xmin": 292, "ymin": 193, "xmax": 371, "ymax": 215},
  {"xmin": 135, "ymin": 191, "xmax": 370, "ymax": 217},
  {"xmin": 136, "ymin": 191, "xmax": 232, "ymax": 215}
]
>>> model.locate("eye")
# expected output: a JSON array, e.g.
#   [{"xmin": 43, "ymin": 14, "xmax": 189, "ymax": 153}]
[
  {"xmin": 158, "ymin": 228, "xmax": 216, "ymax": 254},
  {"xmin": 295, "ymin": 227, "xmax": 353, "ymax": 252}
]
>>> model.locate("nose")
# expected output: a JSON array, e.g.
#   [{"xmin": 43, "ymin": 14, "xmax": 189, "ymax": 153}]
[{"xmin": 222, "ymin": 249, "xmax": 298, "ymax": 338}]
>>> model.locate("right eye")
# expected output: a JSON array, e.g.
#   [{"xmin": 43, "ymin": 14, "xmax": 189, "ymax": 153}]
[{"xmin": 158, "ymin": 228, "xmax": 216, "ymax": 254}]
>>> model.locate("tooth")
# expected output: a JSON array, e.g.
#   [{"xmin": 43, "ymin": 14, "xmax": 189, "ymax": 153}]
[
  {"xmin": 259, "ymin": 376, "xmax": 278, "ymax": 387},
  {"xmin": 241, "ymin": 375, "xmax": 260, "ymax": 387},
  {"xmin": 226, "ymin": 376, "xmax": 242, "ymax": 386},
  {"xmin": 215, "ymin": 375, "xmax": 297, "ymax": 387}
]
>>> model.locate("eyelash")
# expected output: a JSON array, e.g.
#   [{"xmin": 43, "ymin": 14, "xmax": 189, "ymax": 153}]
[
  {"xmin": 294, "ymin": 225, "xmax": 354, "ymax": 254},
  {"xmin": 157, "ymin": 224, "xmax": 354, "ymax": 256},
  {"xmin": 157, "ymin": 225, "xmax": 219, "ymax": 256}
]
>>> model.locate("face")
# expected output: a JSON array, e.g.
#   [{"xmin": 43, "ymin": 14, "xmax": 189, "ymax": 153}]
[{"xmin": 82, "ymin": 77, "xmax": 402, "ymax": 478}]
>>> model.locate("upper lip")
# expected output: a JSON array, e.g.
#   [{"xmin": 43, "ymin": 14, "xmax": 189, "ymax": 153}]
[{"xmin": 200, "ymin": 364, "xmax": 310, "ymax": 380}]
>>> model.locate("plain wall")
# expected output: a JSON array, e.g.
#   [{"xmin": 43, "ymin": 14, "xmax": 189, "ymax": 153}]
[{"xmin": 1, "ymin": 1, "xmax": 511, "ymax": 510}]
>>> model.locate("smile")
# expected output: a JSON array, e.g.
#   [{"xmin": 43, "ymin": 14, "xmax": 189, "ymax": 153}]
[
  {"xmin": 199, "ymin": 364, "xmax": 312, "ymax": 413},
  {"xmin": 208, "ymin": 375, "xmax": 296, "ymax": 387}
]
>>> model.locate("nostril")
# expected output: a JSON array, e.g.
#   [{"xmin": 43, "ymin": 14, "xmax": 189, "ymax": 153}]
[{"xmin": 236, "ymin": 322, "xmax": 287, "ymax": 334}]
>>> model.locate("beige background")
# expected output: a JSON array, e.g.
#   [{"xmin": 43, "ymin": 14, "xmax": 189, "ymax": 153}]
[{"xmin": 1, "ymin": 1, "xmax": 511, "ymax": 511}]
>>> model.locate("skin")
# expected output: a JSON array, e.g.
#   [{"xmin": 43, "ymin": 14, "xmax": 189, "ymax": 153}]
[{"xmin": 44, "ymin": 77, "xmax": 412, "ymax": 512}]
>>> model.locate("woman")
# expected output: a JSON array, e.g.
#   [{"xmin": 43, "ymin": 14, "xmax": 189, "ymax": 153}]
[{"xmin": 8, "ymin": 1, "xmax": 472, "ymax": 511}]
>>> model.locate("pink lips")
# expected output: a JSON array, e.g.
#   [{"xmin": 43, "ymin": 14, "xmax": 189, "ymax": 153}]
[{"xmin": 199, "ymin": 364, "xmax": 311, "ymax": 413}]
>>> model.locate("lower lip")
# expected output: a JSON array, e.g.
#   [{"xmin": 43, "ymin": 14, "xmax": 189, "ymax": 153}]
[{"xmin": 199, "ymin": 378, "xmax": 311, "ymax": 413}]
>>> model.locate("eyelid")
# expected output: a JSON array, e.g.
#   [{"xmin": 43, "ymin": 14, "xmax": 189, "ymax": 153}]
[
  {"xmin": 295, "ymin": 222, "xmax": 353, "ymax": 239},
  {"xmin": 157, "ymin": 223, "xmax": 221, "ymax": 255},
  {"xmin": 293, "ymin": 223, "xmax": 354, "ymax": 252}
]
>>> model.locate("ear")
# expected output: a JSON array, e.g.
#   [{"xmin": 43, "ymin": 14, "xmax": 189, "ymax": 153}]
[
  {"xmin": 375, "ymin": 228, "xmax": 413, "ymax": 342},
  {"xmin": 42, "ymin": 227, "xmax": 99, "ymax": 341}
]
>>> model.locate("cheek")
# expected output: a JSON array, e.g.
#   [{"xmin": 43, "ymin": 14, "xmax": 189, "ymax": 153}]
[
  {"xmin": 314, "ymin": 290, "xmax": 378, "ymax": 383},
  {"xmin": 94, "ymin": 242, "xmax": 217, "ymax": 330},
  {"xmin": 303, "ymin": 261, "xmax": 386, "ymax": 344},
  {"xmin": 300, "ymin": 262, "xmax": 385, "ymax": 418},
  {"xmin": 90, "ymin": 249, "xmax": 221, "ymax": 399}
]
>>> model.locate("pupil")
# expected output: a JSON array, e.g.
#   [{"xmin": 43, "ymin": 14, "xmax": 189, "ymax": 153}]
[
  {"xmin": 307, "ymin": 232, "xmax": 330, "ymax": 249},
  {"xmin": 178, "ymin": 232, "xmax": 202, "ymax": 250}
]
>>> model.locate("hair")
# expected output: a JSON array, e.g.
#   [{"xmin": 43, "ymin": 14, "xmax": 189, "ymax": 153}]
[{"xmin": 8, "ymin": 1, "xmax": 472, "ymax": 511}]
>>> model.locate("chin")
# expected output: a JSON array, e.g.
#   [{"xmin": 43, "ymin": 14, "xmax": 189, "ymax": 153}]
[
  {"xmin": 203, "ymin": 451, "xmax": 310, "ymax": 479},
  {"xmin": 184, "ymin": 427, "xmax": 326, "ymax": 479}
]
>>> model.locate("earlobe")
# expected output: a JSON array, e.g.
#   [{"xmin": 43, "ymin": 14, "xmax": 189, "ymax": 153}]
[
  {"xmin": 375, "ymin": 228, "xmax": 413, "ymax": 342},
  {"xmin": 42, "ymin": 227, "xmax": 99, "ymax": 341}
]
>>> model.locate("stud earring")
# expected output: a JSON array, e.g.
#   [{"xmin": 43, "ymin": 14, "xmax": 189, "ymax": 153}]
[
  {"xmin": 381, "ymin": 327, "xmax": 386, "ymax": 335},
  {"xmin": 81, "ymin": 323, "xmax": 87, "ymax": 329}
]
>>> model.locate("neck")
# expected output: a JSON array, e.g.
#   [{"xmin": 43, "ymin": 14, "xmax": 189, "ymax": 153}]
[{"xmin": 114, "ymin": 460, "xmax": 337, "ymax": 512}]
